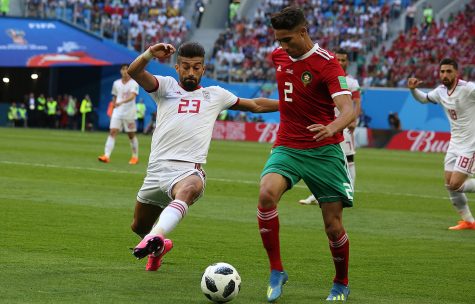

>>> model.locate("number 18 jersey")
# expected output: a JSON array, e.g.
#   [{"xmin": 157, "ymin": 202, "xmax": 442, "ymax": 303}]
[{"xmin": 427, "ymin": 79, "xmax": 475, "ymax": 153}]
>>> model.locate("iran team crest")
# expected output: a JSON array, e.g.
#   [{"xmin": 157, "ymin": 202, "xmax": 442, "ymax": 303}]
[{"xmin": 301, "ymin": 71, "xmax": 312, "ymax": 86}]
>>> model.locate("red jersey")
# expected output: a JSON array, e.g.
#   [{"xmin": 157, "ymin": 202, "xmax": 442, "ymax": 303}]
[{"xmin": 272, "ymin": 44, "xmax": 351, "ymax": 149}]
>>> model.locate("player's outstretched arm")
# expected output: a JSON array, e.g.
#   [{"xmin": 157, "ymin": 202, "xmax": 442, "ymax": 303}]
[
  {"xmin": 230, "ymin": 97, "xmax": 279, "ymax": 113},
  {"xmin": 308, "ymin": 94, "xmax": 354, "ymax": 142},
  {"xmin": 407, "ymin": 77, "xmax": 431, "ymax": 103},
  {"xmin": 127, "ymin": 43, "xmax": 176, "ymax": 92}
]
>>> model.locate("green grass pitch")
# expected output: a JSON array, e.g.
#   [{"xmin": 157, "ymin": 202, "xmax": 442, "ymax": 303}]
[{"xmin": 0, "ymin": 128, "xmax": 474, "ymax": 304}]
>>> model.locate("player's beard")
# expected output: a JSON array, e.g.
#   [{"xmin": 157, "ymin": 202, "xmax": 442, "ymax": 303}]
[
  {"xmin": 182, "ymin": 77, "xmax": 199, "ymax": 91},
  {"xmin": 442, "ymin": 78, "xmax": 454, "ymax": 88}
]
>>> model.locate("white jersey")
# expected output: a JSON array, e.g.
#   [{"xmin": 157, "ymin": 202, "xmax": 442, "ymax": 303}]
[
  {"xmin": 148, "ymin": 76, "xmax": 238, "ymax": 164},
  {"xmin": 427, "ymin": 79, "xmax": 475, "ymax": 153},
  {"xmin": 111, "ymin": 78, "xmax": 139, "ymax": 120},
  {"xmin": 334, "ymin": 74, "xmax": 361, "ymax": 117},
  {"xmin": 335, "ymin": 74, "xmax": 361, "ymax": 156}
]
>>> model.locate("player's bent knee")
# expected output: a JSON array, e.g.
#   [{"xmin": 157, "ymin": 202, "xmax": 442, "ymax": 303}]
[
  {"xmin": 258, "ymin": 188, "xmax": 279, "ymax": 208},
  {"xmin": 179, "ymin": 183, "xmax": 202, "ymax": 201},
  {"xmin": 324, "ymin": 224, "xmax": 344, "ymax": 241},
  {"xmin": 447, "ymin": 182, "xmax": 464, "ymax": 192},
  {"xmin": 110, "ymin": 129, "xmax": 119, "ymax": 137}
]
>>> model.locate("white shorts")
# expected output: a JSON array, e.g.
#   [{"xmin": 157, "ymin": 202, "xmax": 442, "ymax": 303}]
[
  {"xmin": 110, "ymin": 116, "xmax": 136, "ymax": 132},
  {"xmin": 340, "ymin": 128, "xmax": 355, "ymax": 156},
  {"xmin": 444, "ymin": 151, "xmax": 475, "ymax": 176},
  {"xmin": 137, "ymin": 160, "xmax": 206, "ymax": 208}
]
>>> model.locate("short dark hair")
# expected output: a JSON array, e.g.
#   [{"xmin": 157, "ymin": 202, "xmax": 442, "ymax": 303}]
[
  {"xmin": 177, "ymin": 41, "xmax": 205, "ymax": 59},
  {"xmin": 439, "ymin": 58, "xmax": 458, "ymax": 70},
  {"xmin": 270, "ymin": 6, "xmax": 307, "ymax": 30},
  {"xmin": 335, "ymin": 49, "xmax": 349, "ymax": 56}
]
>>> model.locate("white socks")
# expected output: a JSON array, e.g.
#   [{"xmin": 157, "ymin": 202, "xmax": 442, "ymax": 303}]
[
  {"xmin": 451, "ymin": 178, "xmax": 475, "ymax": 223},
  {"xmin": 129, "ymin": 136, "xmax": 139, "ymax": 158},
  {"xmin": 348, "ymin": 161, "xmax": 356, "ymax": 188},
  {"xmin": 149, "ymin": 200, "xmax": 189, "ymax": 236},
  {"xmin": 104, "ymin": 135, "xmax": 115, "ymax": 157},
  {"xmin": 461, "ymin": 179, "xmax": 475, "ymax": 192},
  {"xmin": 104, "ymin": 135, "xmax": 139, "ymax": 159},
  {"xmin": 448, "ymin": 190, "xmax": 475, "ymax": 223}
]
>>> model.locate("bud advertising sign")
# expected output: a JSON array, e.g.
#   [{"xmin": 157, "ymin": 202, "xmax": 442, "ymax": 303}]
[
  {"xmin": 213, "ymin": 121, "xmax": 279, "ymax": 143},
  {"xmin": 386, "ymin": 130, "xmax": 451, "ymax": 153}
]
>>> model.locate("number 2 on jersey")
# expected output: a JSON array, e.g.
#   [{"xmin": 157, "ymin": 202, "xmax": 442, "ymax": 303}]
[
  {"xmin": 284, "ymin": 82, "xmax": 293, "ymax": 102},
  {"xmin": 178, "ymin": 99, "xmax": 201, "ymax": 113}
]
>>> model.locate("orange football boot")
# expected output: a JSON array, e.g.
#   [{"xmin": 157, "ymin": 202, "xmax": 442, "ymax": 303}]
[
  {"xmin": 448, "ymin": 220, "xmax": 475, "ymax": 230},
  {"xmin": 98, "ymin": 155, "xmax": 110, "ymax": 163},
  {"xmin": 128, "ymin": 157, "xmax": 139, "ymax": 165}
]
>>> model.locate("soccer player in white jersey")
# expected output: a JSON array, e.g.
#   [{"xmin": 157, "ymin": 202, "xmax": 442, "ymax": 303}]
[
  {"xmin": 126, "ymin": 41, "xmax": 279, "ymax": 271},
  {"xmin": 98, "ymin": 64, "xmax": 140, "ymax": 165},
  {"xmin": 408, "ymin": 58, "xmax": 475, "ymax": 230},
  {"xmin": 299, "ymin": 49, "xmax": 361, "ymax": 205}
]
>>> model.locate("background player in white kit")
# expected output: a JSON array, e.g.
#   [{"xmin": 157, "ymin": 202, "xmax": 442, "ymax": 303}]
[
  {"xmin": 98, "ymin": 64, "xmax": 140, "ymax": 165},
  {"xmin": 127, "ymin": 41, "xmax": 279, "ymax": 271},
  {"xmin": 408, "ymin": 58, "xmax": 475, "ymax": 230},
  {"xmin": 299, "ymin": 49, "xmax": 361, "ymax": 205}
]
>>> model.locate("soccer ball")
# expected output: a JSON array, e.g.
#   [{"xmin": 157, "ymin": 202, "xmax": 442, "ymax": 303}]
[{"xmin": 200, "ymin": 262, "xmax": 241, "ymax": 303}]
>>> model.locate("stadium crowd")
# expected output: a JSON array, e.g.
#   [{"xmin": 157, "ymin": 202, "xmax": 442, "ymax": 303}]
[
  {"xmin": 20, "ymin": 0, "xmax": 475, "ymax": 89},
  {"xmin": 25, "ymin": 0, "xmax": 188, "ymax": 54},
  {"xmin": 363, "ymin": 0, "xmax": 475, "ymax": 88},
  {"xmin": 207, "ymin": 0, "xmax": 409, "ymax": 83}
]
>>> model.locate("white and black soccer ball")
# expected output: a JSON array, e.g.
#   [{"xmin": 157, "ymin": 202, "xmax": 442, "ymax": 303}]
[{"xmin": 200, "ymin": 262, "xmax": 241, "ymax": 303}]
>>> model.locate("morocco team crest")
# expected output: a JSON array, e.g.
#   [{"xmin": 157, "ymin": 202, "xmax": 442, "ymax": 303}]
[{"xmin": 301, "ymin": 71, "xmax": 312, "ymax": 86}]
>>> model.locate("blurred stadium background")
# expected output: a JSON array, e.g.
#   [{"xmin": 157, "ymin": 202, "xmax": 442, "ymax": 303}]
[{"xmin": 0, "ymin": 0, "xmax": 473, "ymax": 141}]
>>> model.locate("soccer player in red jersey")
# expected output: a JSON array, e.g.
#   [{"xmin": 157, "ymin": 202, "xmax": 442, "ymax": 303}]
[{"xmin": 257, "ymin": 7, "xmax": 355, "ymax": 302}]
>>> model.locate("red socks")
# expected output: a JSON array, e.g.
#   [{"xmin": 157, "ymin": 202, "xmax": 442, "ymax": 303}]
[
  {"xmin": 258, "ymin": 205, "xmax": 349, "ymax": 285},
  {"xmin": 329, "ymin": 231, "xmax": 350, "ymax": 286},
  {"xmin": 257, "ymin": 206, "xmax": 283, "ymax": 271}
]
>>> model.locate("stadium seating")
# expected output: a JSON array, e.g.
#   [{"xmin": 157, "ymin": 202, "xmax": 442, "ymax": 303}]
[
  {"xmin": 26, "ymin": 0, "xmax": 188, "ymax": 54},
  {"xmin": 364, "ymin": 0, "xmax": 475, "ymax": 88},
  {"xmin": 207, "ymin": 0, "xmax": 410, "ymax": 83}
]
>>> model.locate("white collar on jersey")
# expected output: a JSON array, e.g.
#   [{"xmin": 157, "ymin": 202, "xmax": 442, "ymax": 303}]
[
  {"xmin": 289, "ymin": 43, "xmax": 319, "ymax": 62},
  {"xmin": 447, "ymin": 78, "xmax": 459, "ymax": 96}
]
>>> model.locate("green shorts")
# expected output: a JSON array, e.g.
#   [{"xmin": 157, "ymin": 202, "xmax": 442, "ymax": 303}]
[{"xmin": 261, "ymin": 145, "xmax": 354, "ymax": 207}]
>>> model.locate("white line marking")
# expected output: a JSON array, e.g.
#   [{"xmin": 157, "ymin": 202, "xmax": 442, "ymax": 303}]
[{"xmin": 0, "ymin": 160, "xmax": 449, "ymax": 200}]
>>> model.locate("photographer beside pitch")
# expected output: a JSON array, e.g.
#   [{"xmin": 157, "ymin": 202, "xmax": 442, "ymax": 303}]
[
  {"xmin": 408, "ymin": 58, "xmax": 475, "ymax": 230},
  {"xmin": 126, "ymin": 41, "xmax": 279, "ymax": 271}
]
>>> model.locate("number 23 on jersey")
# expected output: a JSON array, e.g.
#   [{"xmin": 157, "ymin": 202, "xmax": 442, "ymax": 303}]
[{"xmin": 178, "ymin": 99, "xmax": 201, "ymax": 113}]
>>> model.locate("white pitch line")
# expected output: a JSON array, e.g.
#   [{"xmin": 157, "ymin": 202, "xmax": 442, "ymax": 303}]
[
  {"xmin": 0, "ymin": 160, "xmax": 131, "ymax": 175},
  {"xmin": 0, "ymin": 160, "xmax": 448, "ymax": 200}
]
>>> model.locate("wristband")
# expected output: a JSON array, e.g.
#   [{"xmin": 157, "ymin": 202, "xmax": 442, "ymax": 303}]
[{"xmin": 142, "ymin": 48, "xmax": 153, "ymax": 61}]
